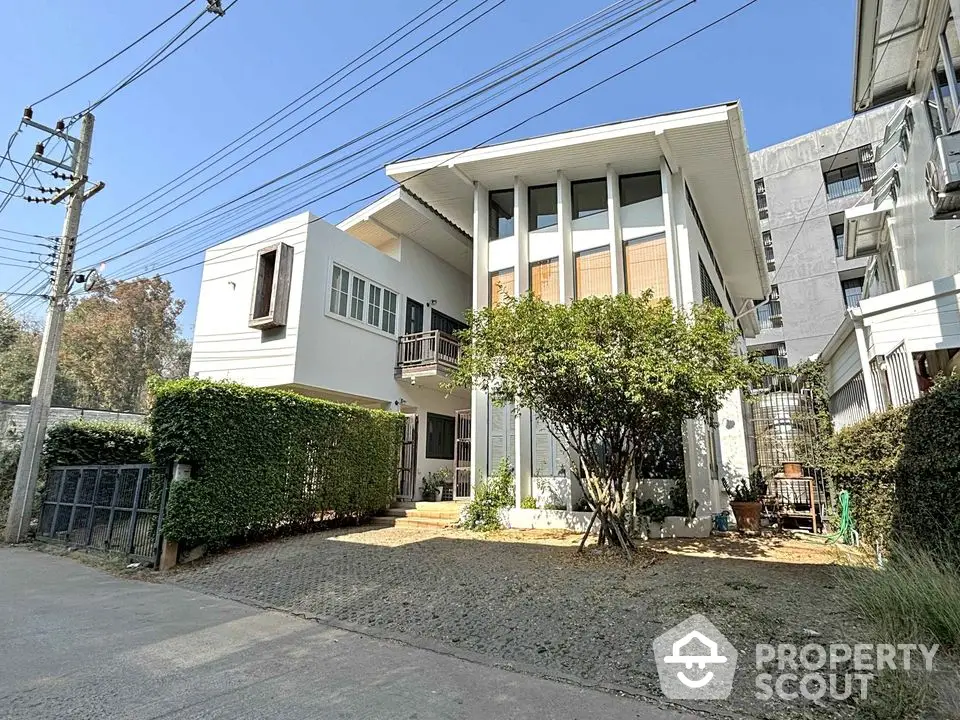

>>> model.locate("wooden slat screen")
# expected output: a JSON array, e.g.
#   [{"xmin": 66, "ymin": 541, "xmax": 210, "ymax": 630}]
[
  {"xmin": 574, "ymin": 248, "xmax": 611, "ymax": 299},
  {"xmin": 529, "ymin": 258, "xmax": 559, "ymax": 303},
  {"xmin": 625, "ymin": 235, "xmax": 669, "ymax": 299},
  {"xmin": 489, "ymin": 268, "xmax": 515, "ymax": 308}
]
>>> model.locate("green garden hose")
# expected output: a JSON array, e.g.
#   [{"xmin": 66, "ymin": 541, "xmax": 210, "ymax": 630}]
[{"xmin": 826, "ymin": 489, "xmax": 857, "ymax": 545}]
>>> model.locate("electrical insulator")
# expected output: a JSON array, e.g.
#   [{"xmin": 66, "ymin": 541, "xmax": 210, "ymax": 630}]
[
  {"xmin": 35, "ymin": 143, "xmax": 44, "ymax": 156},
  {"xmin": 55, "ymin": 119, "xmax": 65, "ymax": 132},
  {"xmin": 23, "ymin": 107, "xmax": 32, "ymax": 120}
]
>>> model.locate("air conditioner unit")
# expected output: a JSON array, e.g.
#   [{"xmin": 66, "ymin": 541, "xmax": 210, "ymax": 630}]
[{"xmin": 925, "ymin": 130, "xmax": 960, "ymax": 219}]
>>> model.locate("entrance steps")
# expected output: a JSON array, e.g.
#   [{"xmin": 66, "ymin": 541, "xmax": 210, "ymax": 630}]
[{"xmin": 372, "ymin": 501, "xmax": 464, "ymax": 529}]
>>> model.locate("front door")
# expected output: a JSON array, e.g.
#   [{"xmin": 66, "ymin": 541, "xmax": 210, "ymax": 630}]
[{"xmin": 406, "ymin": 299, "xmax": 424, "ymax": 334}]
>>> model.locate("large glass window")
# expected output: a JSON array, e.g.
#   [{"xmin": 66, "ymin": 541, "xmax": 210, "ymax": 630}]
[
  {"xmin": 619, "ymin": 172, "xmax": 661, "ymax": 207},
  {"xmin": 489, "ymin": 268, "xmax": 515, "ymax": 308},
  {"xmin": 528, "ymin": 184, "xmax": 558, "ymax": 230},
  {"xmin": 574, "ymin": 248, "xmax": 611, "ymax": 299},
  {"xmin": 824, "ymin": 164, "xmax": 862, "ymax": 199},
  {"xmin": 488, "ymin": 189, "xmax": 514, "ymax": 240},
  {"xmin": 330, "ymin": 264, "xmax": 398, "ymax": 334},
  {"xmin": 426, "ymin": 413, "xmax": 455, "ymax": 460},
  {"xmin": 571, "ymin": 179, "xmax": 607, "ymax": 219},
  {"xmin": 530, "ymin": 258, "xmax": 559, "ymax": 303},
  {"xmin": 624, "ymin": 236, "xmax": 668, "ymax": 299},
  {"xmin": 842, "ymin": 277, "xmax": 864, "ymax": 309}
]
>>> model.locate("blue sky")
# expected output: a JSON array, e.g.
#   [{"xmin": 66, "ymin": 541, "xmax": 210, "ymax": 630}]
[{"xmin": 0, "ymin": 0, "xmax": 856, "ymax": 336}]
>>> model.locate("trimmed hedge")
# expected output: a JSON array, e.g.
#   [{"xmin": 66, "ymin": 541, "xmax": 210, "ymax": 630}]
[
  {"xmin": 150, "ymin": 378, "xmax": 404, "ymax": 546},
  {"xmin": 896, "ymin": 374, "xmax": 960, "ymax": 546},
  {"xmin": 827, "ymin": 407, "xmax": 907, "ymax": 548},
  {"xmin": 44, "ymin": 420, "xmax": 150, "ymax": 466},
  {"xmin": 827, "ymin": 374, "xmax": 960, "ymax": 550}
]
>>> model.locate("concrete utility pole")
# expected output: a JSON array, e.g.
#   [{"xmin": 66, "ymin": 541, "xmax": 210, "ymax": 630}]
[{"xmin": 5, "ymin": 112, "xmax": 97, "ymax": 543}]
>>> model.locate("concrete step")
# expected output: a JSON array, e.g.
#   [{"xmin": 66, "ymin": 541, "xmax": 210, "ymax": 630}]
[
  {"xmin": 393, "ymin": 501, "xmax": 465, "ymax": 512},
  {"xmin": 392, "ymin": 516, "xmax": 458, "ymax": 529},
  {"xmin": 384, "ymin": 507, "xmax": 461, "ymax": 520}
]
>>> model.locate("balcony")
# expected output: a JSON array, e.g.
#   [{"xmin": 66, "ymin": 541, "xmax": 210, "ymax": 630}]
[{"xmin": 395, "ymin": 331, "xmax": 461, "ymax": 388}]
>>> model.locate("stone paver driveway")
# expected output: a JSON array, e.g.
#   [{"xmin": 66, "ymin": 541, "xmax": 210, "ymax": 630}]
[{"xmin": 167, "ymin": 525, "xmax": 859, "ymax": 719}]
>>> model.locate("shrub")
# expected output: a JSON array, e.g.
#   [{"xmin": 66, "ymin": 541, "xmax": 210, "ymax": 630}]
[
  {"xmin": 520, "ymin": 495, "xmax": 536, "ymax": 509},
  {"xmin": 896, "ymin": 374, "xmax": 960, "ymax": 547},
  {"xmin": 826, "ymin": 406, "xmax": 908, "ymax": 549},
  {"xmin": 150, "ymin": 379, "xmax": 404, "ymax": 546},
  {"xmin": 44, "ymin": 419, "xmax": 150, "ymax": 466},
  {"xmin": 461, "ymin": 458, "xmax": 514, "ymax": 531},
  {"xmin": 0, "ymin": 443, "xmax": 18, "ymax": 533}
]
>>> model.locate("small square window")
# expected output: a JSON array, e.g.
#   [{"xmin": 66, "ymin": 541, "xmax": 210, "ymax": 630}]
[
  {"xmin": 528, "ymin": 184, "xmax": 558, "ymax": 230},
  {"xmin": 842, "ymin": 277, "xmax": 863, "ymax": 309},
  {"xmin": 571, "ymin": 179, "xmax": 607, "ymax": 220},
  {"xmin": 619, "ymin": 172, "xmax": 661, "ymax": 207}
]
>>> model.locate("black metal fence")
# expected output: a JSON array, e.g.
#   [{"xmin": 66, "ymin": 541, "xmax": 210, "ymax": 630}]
[{"xmin": 37, "ymin": 464, "xmax": 169, "ymax": 564}]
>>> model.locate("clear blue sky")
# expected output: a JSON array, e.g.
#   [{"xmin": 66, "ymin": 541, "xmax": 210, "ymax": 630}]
[{"xmin": 0, "ymin": 0, "xmax": 857, "ymax": 336}]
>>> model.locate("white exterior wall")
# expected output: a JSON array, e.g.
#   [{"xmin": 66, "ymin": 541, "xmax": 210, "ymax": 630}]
[
  {"xmin": 827, "ymin": 329, "xmax": 863, "ymax": 393},
  {"xmin": 190, "ymin": 211, "xmax": 472, "ymax": 500}
]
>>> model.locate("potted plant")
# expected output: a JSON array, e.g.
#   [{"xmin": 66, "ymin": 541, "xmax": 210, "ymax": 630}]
[
  {"xmin": 727, "ymin": 473, "xmax": 765, "ymax": 534},
  {"xmin": 420, "ymin": 470, "xmax": 446, "ymax": 501}
]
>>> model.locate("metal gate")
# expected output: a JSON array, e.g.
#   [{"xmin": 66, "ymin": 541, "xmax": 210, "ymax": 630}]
[
  {"xmin": 747, "ymin": 375, "xmax": 830, "ymax": 531},
  {"xmin": 454, "ymin": 409, "xmax": 471, "ymax": 499},
  {"xmin": 37, "ymin": 464, "xmax": 169, "ymax": 564},
  {"xmin": 397, "ymin": 414, "xmax": 418, "ymax": 500}
]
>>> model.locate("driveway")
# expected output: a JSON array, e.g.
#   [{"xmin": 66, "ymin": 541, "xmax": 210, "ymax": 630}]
[{"xmin": 0, "ymin": 547, "xmax": 698, "ymax": 720}]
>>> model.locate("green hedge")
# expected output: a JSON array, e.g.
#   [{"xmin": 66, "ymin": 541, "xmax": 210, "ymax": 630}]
[
  {"xmin": 827, "ymin": 374, "xmax": 960, "ymax": 550},
  {"xmin": 827, "ymin": 407, "xmax": 907, "ymax": 548},
  {"xmin": 896, "ymin": 374, "xmax": 960, "ymax": 546},
  {"xmin": 44, "ymin": 420, "xmax": 150, "ymax": 466},
  {"xmin": 150, "ymin": 379, "xmax": 404, "ymax": 546}
]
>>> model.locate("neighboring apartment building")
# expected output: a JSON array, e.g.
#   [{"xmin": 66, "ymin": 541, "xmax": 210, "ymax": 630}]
[
  {"xmin": 747, "ymin": 104, "xmax": 902, "ymax": 368},
  {"xmin": 189, "ymin": 195, "xmax": 472, "ymax": 501},
  {"xmin": 384, "ymin": 103, "xmax": 769, "ymax": 518},
  {"xmin": 820, "ymin": 0, "xmax": 960, "ymax": 428}
]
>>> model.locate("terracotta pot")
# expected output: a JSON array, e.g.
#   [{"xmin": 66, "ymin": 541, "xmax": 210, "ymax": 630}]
[
  {"xmin": 782, "ymin": 461, "xmax": 804, "ymax": 479},
  {"xmin": 730, "ymin": 501, "xmax": 762, "ymax": 533}
]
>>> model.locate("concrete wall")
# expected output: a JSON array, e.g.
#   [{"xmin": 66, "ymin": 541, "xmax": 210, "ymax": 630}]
[
  {"xmin": 748, "ymin": 104, "xmax": 901, "ymax": 364},
  {"xmin": 0, "ymin": 403, "xmax": 145, "ymax": 449}
]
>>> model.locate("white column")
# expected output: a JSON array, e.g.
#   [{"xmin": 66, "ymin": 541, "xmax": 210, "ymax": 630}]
[
  {"xmin": 671, "ymin": 170, "xmax": 697, "ymax": 310},
  {"xmin": 661, "ymin": 158, "xmax": 681, "ymax": 306},
  {"xmin": 557, "ymin": 171, "xmax": 574, "ymax": 304},
  {"xmin": 513, "ymin": 176, "xmax": 531, "ymax": 506},
  {"xmin": 606, "ymin": 165, "xmax": 624, "ymax": 294},
  {"xmin": 471, "ymin": 182, "xmax": 490, "ymax": 486}
]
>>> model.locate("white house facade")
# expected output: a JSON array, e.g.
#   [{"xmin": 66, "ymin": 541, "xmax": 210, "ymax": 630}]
[
  {"xmin": 189, "ymin": 196, "xmax": 472, "ymax": 500},
  {"xmin": 821, "ymin": 0, "xmax": 960, "ymax": 428},
  {"xmin": 385, "ymin": 103, "xmax": 770, "ymax": 518}
]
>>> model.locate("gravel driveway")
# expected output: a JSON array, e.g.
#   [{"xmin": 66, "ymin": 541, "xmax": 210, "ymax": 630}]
[{"xmin": 167, "ymin": 525, "xmax": 862, "ymax": 719}]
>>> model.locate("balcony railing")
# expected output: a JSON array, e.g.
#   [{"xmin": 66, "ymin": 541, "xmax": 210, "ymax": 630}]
[{"xmin": 396, "ymin": 330, "xmax": 460, "ymax": 372}]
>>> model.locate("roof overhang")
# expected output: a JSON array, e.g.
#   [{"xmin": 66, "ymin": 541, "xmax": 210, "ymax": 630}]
[
  {"xmin": 844, "ymin": 196, "xmax": 894, "ymax": 260},
  {"xmin": 853, "ymin": 0, "xmax": 956, "ymax": 112},
  {"xmin": 338, "ymin": 187, "xmax": 472, "ymax": 273},
  {"xmin": 386, "ymin": 102, "xmax": 769, "ymax": 302}
]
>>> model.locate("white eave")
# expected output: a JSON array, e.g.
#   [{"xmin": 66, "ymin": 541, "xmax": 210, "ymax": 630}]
[
  {"xmin": 338, "ymin": 187, "xmax": 472, "ymax": 274},
  {"xmin": 853, "ymin": 0, "xmax": 956, "ymax": 112},
  {"xmin": 385, "ymin": 102, "xmax": 769, "ymax": 302},
  {"xmin": 843, "ymin": 196, "xmax": 894, "ymax": 260}
]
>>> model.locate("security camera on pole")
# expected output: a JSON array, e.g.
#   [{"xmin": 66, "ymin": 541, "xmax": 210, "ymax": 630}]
[{"xmin": 4, "ymin": 109, "xmax": 104, "ymax": 543}]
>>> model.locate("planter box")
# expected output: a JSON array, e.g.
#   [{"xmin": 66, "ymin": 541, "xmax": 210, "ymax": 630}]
[
  {"xmin": 640, "ymin": 515, "xmax": 712, "ymax": 540},
  {"xmin": 506, "ymin": 508, "xmax": 596, "ymax": 533}
]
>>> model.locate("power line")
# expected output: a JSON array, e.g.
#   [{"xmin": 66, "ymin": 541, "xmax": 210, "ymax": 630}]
[
  {"xmin": 114, "ymin": 0, "xmax": 760, "ymax": 284},
  {"xmin": 31, "ymin": 0, "xmax": 197, "ymax": 107},
  {"xmin": 94, "ymin": 0, "xmax": 673, "ymax": 273}
]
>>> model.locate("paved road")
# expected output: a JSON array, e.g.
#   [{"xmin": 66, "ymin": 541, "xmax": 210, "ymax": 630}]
[{"xmin": 0, "ymin": 548, "xmax": 699, "ymax": 720}]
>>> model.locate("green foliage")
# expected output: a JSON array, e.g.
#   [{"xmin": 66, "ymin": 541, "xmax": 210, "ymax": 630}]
[
  {"xmin": 0, "ymin": 442, "xmax": 18, "ymax": 533},
  {"xmin": 150, "ymin": 378, "xmax": 404, "ymax": 546},
  {"xmin": 826, "ymin": 406, "xmax": 907, "ymax": 549},
  {"xmin": 461, "ymin": 458, "xmax": 514, "ymax": 531},
  {"xmin": 896, "ymin": 374, "xmax": 960, "ymax": 547},
  {"xmin": 520, "ymin": 495, "xmax": 537, "ymax": 509},
  {"xmin": 637, "ymin": 499, "xmax": 672, "ymax": 523},
  {"xmin": 450, "ymin": 292, "xmax": 755, "ymax": 548},
  {"xmin": 421, "ymin": 467, "xmax": 450, "ymax": 500},
  {"xmin": 44, "ymin": 420, "xmax": 150, "ymax": 466}
]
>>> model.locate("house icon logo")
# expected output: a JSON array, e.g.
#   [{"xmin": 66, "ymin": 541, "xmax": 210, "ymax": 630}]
[{"xmin": 652, "ymin": 614, "xmax": 738, "ymax": 700}]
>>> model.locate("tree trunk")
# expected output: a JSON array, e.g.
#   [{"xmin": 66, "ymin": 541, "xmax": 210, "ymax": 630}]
[{"xmin": 578, "ymin": 471, "xmax": 636, "ymax": 553}]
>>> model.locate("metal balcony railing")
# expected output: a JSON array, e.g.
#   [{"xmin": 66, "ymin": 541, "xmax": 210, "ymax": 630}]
[{"xmin": 396, "ymin": 330, "xmax": 461, "ymax": 370}]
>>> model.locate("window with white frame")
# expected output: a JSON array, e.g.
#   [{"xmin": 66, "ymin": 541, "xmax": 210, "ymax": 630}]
[{"xmin": 330, "ymin": 264, "xmax": 399, "ymax": 334}]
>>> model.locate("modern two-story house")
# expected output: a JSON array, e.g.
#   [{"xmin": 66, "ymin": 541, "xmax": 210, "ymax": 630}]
[
  {"xmin": 189, "ymin": 194, "xmax": 472, "ymax": 501},
  {"xmin": 384, "ymin": 102, "xmax": 770, "ymax": 519},
  {"xmin": 821, "ymin": 0, "xmax": 960, "ymax": 428}
]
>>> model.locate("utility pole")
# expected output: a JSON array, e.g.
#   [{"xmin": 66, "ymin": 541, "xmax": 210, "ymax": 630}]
[{"xmin": 5, "ymin": 111, "xmax": 100, "ymax": 543}]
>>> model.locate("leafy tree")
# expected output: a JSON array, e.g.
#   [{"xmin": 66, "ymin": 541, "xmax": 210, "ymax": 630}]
[{"xmin": 451, "ymin": 292, "xmax": 756, "ymax": 551}]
